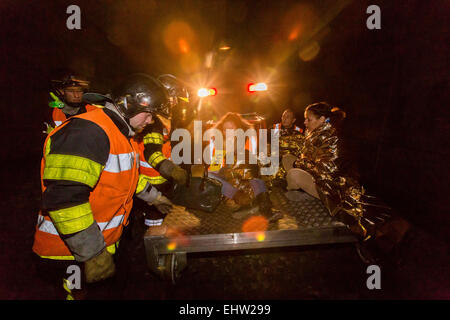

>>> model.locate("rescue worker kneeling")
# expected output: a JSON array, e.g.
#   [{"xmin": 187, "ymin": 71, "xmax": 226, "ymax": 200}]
[{"xmin": 32, "ymin": 75, "xmax": 172, "ymax": 299}]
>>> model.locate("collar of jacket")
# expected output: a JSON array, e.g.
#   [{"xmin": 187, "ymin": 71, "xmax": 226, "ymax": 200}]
[
  {"xmin": 306, "ymin": 122, "xmax": 333, "ymax": 139},
  {"xmin": 61, "ymin": 103, "xmax": 83, "ymax": 116},
  {"xmin": 104, "ymin": 102, "xmax": 135, "ymax": 137}
]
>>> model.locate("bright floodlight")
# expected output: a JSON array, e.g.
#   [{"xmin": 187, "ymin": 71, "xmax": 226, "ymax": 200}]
[
  {"xmin": 248, "ymin": 82, "xmax": 268, "ymax": 92},
  {"xmin": 197, "ymin": 87, "xmax": 217, "ymax": 97},
  {"xmin": 197, "ymin": 88, "xmax": 209, "ymax": 97}
]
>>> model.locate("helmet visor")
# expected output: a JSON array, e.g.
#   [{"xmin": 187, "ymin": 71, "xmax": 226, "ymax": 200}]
[{"xmin": 115, "ymin": 93, "xmax": 171, "ymax": 118}]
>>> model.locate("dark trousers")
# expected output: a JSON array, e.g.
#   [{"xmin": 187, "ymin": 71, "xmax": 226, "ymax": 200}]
[{"xmin": 32, "ymin": 253, "xmax": 118, "ymax": 299}]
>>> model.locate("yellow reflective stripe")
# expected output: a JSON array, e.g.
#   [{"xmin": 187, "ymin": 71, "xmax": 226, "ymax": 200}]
[
  {"xmin": 143, "ymin": 132, "xmax": 164, "ymax": 145},
  {"xmin": 39, "ymin": 255, "xmax": 75, "ymax": 261},
  {"xmin": 39, "ymin": 243, "xmax": 119, "ymax": 261},
  {"xmin": 45, "ymin": 137, "xmax": 52, "ymax": 156},
  {"xmin": 136, "ymin": 174, "xmax": 167, "ymax": 194},
  {"xmin": 146, "ymin": 176, "xmax": 167, "ymax": 184},
  {"xmin": 136, "ymin": 174, "xmax": 149, "ymax": 194},
  {"xmin": 49, "ymin": 202, "xmax": 94, "ymax": 235},
  {"xmin": 106, "ymin": 242, "xmax": 118, "ymax": 255},
  {"xmin": 63, "ymin": 279, "xmax": 72, "ymax": 294},
  {"xmin": 148, "ymin": 151, "xmax": 165, "ymax": 167},
  {"xmin": 179, "ymin": 96, "xmax": 189, "ymax": 102},
  {"xmin": 43, "ymin": 154, "xmax": 103, "ymax": 188},
  {"xmin": 141, "ymin": 173, "xmax": 167, "ymax": 185}
]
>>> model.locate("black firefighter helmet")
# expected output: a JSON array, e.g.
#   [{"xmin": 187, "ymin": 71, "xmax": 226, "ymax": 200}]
[
  {"xmin": 51, "ymin": 74, "xmax": 90, "ymax": 92},
  {"xmin": 157, "ymin": 74, "xmax": 196, "ymax": 128},
  {"xmin": 51, "ymin": 74, "xmax": 90, "ymax": 107},
  {"xmin": 112, "ymin": 74, "xmax": 171, "ymax": 120}
]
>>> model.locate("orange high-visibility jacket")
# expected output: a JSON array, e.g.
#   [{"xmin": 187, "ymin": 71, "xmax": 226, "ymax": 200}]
[
  {"xmin": 135, "ymin": 123, "xmax": 172, "ymax": 185},
  {"xmin": 137, "ymin": 140, "xmax": 172, "ymax": 185},
  {"xmin": 33, "ymin": 108, "xmax": 140, "ymax": 259},
  {"xmin": 51, "ymin": 104, "xmax": 99, "ymax": 127}
]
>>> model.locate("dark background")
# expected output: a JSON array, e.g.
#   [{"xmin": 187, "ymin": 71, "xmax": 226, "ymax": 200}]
[{"xmin": 0, "ymin": 0, "xmax": 448, "ymax": 299}]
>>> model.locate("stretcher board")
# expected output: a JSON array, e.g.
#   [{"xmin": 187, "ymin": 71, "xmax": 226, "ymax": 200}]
[{"xmin": 143, "ymin": 188, "xmax": 357, "ymax": 282}]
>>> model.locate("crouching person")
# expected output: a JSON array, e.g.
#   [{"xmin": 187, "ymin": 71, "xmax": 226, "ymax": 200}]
[{"xmin": 32, "ymin": 75, "xmax": 171, "ymax": 299}]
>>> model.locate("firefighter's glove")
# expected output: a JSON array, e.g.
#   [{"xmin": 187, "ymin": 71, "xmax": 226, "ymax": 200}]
[
  {"xmin": 159, "ymin": 160, "xmax": 188, "ymax": 186},
  {"xmin": 43, "ymin": 122, "xmax": 55, "ymax": 134},
  {"xmin": 84, "ymin": 249, "xmax": 116, "ymax": 283},
  {"xmin": 48, "ymin": 92, "xmax": 65, "ymax": 109},
  {"xmin": 171, "ymin": 165, "xmax": 188, "ymax": 186},
  {"xmin": 152, "ymin": 194, "xmax": 174, "ymax": 215}
]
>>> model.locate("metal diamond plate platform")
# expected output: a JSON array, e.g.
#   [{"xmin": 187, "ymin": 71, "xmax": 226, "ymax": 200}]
[
  {"xmin": 145, "ymin": 188, "xmax": 356, "ymax": 254},
  {"xmin": 144, "ymin": 188, "xmax": 357, "ymax": 282}
]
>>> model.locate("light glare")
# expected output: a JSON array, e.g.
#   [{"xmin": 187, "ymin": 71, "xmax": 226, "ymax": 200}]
[{"xmin": 248, "ymin": 82, "xmax": 268, "ymax": 92}]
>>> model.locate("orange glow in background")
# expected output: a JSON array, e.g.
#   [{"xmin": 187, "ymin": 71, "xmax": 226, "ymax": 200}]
[
  {"xmin": 165, "ymin": 227, "xmax": 190, "ymax": 251},
  {"xmin": 163, "ymin": 21, "xmax": 197, "ymax": 55}
]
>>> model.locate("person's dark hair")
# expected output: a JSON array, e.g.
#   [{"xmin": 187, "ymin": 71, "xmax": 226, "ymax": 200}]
[
  {"xmin": 305, "ymin": 102, "xmax": 346, "ymax": 127},
  {"xmin": 213, "ymin": 112, "xmax": 253, "ymax": 132}
]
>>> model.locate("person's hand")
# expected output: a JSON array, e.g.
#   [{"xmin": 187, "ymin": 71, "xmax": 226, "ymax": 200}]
[
  {"xmin": 84, "ymin": 249, "xmax": 115, "ymax": 283},
  {"xmin": 171, "ymin": 165, "xmax": 188, "ymax": 186}
]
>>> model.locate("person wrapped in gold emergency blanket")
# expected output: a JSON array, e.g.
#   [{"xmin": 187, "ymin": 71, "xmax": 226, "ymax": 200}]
[
  {"xmin": 207, "ymin": 112, "xmax": 282, "ymax": 222},
  {"xmin": 271, "ymin": 109, "xmax": 305, "ymax": 185},
  {"xmin": 286, "ymin": 102, "xmax": 410, "ymax": 253}
]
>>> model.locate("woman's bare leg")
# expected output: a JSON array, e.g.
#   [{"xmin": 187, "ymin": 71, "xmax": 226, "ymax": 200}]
[{"xmin": 286, "ymin": 168, "xmax": 320, "ymax": 199}]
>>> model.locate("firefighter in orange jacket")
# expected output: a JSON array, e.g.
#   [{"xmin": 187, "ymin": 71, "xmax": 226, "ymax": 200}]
[
  {"xmin": 32, "ymin": 74, "xmax": 172, "ymax": 299},
  {"xmin": 132, "ymin": 74, "xmax": 189, "ymax": 230},
  {"xmin": 45, "ymin": 74, "xmax": 100, "ymax": 133}
]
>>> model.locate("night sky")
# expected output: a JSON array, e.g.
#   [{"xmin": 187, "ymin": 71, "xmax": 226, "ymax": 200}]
[{"xmin": 0, "ymin": 0, "xmax": 449, "ymax": 297}]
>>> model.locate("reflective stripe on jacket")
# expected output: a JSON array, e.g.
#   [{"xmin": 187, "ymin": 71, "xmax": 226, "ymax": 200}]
[
  {"xmin": 136, "ymin": 140, "xmax": 172, "ymax": 186},
  {"xmin": 33, "ymin": 108, "xmax": 140, "ymax": 259},
  {"xmin": 135, "ymin": 125, "xmax": 172, "ymax": 187}
]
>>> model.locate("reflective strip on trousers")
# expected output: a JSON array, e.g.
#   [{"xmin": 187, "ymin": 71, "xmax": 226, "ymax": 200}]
[{"xmin": 145, "ymin": 219, "xmax": 163, "ymax": 226}]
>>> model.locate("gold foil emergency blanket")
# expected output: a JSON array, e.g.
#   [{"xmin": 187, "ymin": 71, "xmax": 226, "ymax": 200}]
[
  {"xmin": 220, "ymin": 153, "xmax": 258, "ymax": 204},
  {"xmin": 293, "ymin": 123, "xmax": 391, "ymax": 240},
  {"xmin": 262, "ymin": 130, "xmax": 305, "ymax": 187},
  {"xmin": 279, "ymin": 131, "xmax": 305, "ymax": 158}
]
